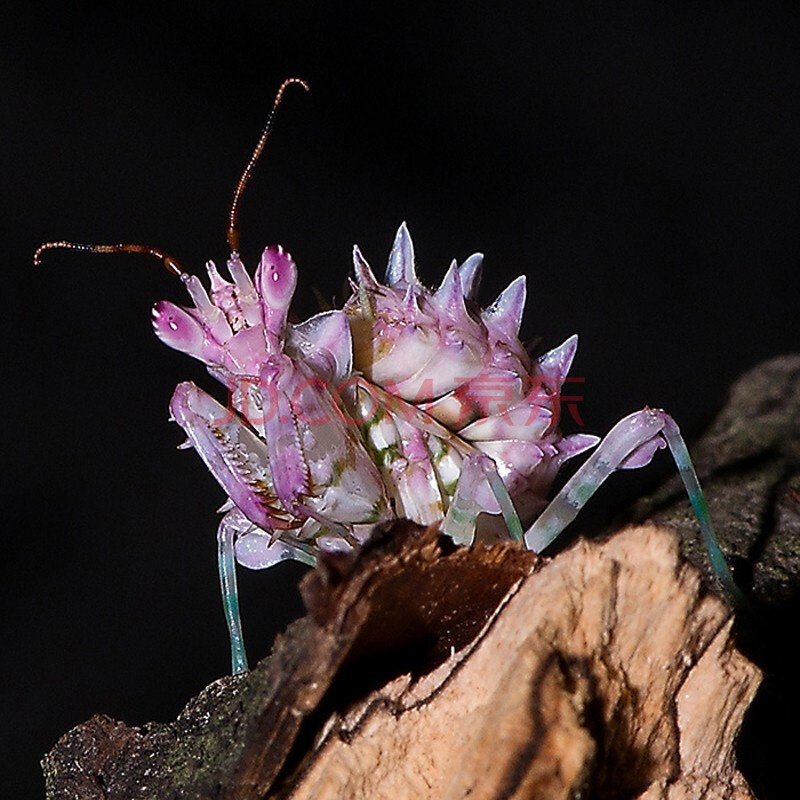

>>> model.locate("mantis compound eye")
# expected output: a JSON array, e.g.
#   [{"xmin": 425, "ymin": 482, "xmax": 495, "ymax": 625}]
[{"xmin": 256, "ymin": 245, "xmax": 298, "ymax": 334}]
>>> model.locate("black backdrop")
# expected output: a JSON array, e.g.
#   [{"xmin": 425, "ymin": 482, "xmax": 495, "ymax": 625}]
[{"xmin": 5, "ymin": 3, "xmax": 799, "ymax": 796}]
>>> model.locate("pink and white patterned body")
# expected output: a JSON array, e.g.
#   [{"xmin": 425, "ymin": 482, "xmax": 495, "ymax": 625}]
[{"xmin": 345, "ymin": 223, "xmax": 600, "ymax": 541}]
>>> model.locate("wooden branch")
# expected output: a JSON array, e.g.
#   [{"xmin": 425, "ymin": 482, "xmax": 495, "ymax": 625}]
[{"xmin": 44, "ymin": 522, "xmax": 760, "ymax": 799}]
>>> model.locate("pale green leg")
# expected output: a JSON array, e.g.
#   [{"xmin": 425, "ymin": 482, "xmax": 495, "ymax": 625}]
[
  {"xmin": 523, "ymin": 410, "xmax": 665, "ymax": 553},
  {"xmin": 482, "ymin": 458, "xmax": 524, "ymax": 542},
  {"xmin": 524, "ymin": 409, "xmax": 744, "ymax": 606},
  {"xmin": 217, "ymin": 514, "xmax": 249, "ymax": 674},
  {"xmin": 217, "ymin": 516, "xmax": 318, "ymax": 675},
  {"xmin": 659, "ymin": 416, "xmax": 746, "ymax": 606},
  {"xmin": 442, "ymin": 453, "xmax": 523, "ymax": 545}
]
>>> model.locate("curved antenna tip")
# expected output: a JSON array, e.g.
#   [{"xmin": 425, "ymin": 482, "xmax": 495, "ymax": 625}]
[
  {"xmin": 33, "ymin": 240, "xmax": 184, "ymax": 276},
  {"xmin": 280, "ymin": 77, "xmax": 310, "ymax": 94},
  {"xmin": 226, "ymin": 77, "xmax": 310, "ymax": 254}
]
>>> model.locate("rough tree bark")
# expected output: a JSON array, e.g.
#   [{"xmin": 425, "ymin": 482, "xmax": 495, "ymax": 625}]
[{"xmin": 43, "ymin": 356, "xmax": 800, "ymax": 799}]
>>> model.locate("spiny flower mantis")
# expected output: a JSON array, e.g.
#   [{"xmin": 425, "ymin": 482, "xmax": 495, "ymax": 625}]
[{"xmin": 37, "ymin": 79, "xmax": 742, "ymax": 675}]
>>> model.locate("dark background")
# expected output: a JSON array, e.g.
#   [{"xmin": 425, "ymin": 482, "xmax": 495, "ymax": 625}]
[{"xmin": 4, "ymin": 2, "xmax": 799, "ymax": 796}]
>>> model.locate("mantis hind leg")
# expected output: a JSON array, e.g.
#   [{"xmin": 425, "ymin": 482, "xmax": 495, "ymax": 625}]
[
  {"xmin": 658, "ymin": 415, "xmax": 746, "ymax": 606},
  {"xmin": 524, "ymin": 408, "xmax": 745, "ymax": 606},
  {"xmin": 442, "ymin": 452, "xmax": 524, "ymax": 545}
]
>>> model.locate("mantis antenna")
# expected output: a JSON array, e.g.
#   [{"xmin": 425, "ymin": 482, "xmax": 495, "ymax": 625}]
[
  {"xmin": 226, "ymin": 77, "xmax": 310, "ymax": 255},
  {"xmin": 35, "ymin": 78, "xmax": 309, "ymax": 273},
  {"xmin": 34, "ymin": 241, "xmax": 184, "ymax": 275}
]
